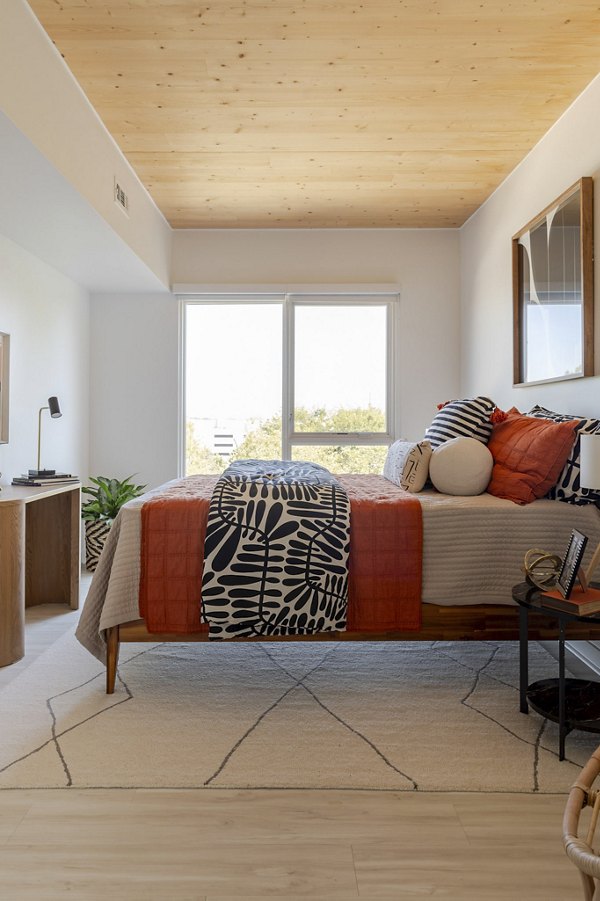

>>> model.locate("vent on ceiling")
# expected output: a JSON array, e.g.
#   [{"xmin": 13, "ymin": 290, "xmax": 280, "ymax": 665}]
[{"xmin": 114, "ymin": 178, "xmax": 129, "ymax": 215}]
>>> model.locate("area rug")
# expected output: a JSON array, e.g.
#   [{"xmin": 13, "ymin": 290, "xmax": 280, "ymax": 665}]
[{"xmin": 0, "ymin": 632, "xmax": 597, "ymax": 792}]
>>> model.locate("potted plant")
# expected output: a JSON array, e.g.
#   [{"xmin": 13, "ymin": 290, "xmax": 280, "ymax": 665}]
[{"xmin": 82, "ymin": 475, "xmax": 146, "ymax": 571}]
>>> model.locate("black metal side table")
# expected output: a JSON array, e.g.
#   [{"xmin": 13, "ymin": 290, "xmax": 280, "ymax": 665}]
[{"xmin": 513, "ymin": 581, "xmax": 600, "ymax": 761}]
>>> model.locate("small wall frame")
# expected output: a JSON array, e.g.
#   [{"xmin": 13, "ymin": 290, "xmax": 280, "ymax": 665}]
[
  {"xmin": 512, "ymin": 177, "xmax": 594, "ymax": 386},
  {"xmin": 0, "ymin": 332, "xmax": 9, "ymax": 444}
]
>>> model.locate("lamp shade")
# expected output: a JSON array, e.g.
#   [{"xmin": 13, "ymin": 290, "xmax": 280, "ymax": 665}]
[
  {"xmin": 580, "ymin": 434, "xmax": 600, "ymax": 490},
  {"xmin": 48, "ymin": 396, "xmax": 62, "ymax": 418}
]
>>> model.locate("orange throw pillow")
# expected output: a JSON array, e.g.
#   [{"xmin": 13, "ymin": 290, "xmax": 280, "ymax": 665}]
[{"xmin": 487, "ymin": 408, "xmax": 579, "ymax": 505}]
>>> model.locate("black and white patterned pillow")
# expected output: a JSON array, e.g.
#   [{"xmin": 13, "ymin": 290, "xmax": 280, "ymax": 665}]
[
  {"xmin": 527, "ymin": 405, "xmax": 600, "ymax": 505},
  {"xmin": 383, "ymin": 439, "xmax": 432, "ymax": 491},
  {"xmin": 425, "ymin": 396, "xmax": 496, "ymax": 448}
]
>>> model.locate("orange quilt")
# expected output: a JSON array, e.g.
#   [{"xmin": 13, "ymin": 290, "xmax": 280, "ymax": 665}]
[{"xmin": 139, "ymin": 473, "xmax": 422, "ymax": 634}]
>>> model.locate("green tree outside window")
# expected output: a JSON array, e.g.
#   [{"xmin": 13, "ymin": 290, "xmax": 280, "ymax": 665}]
[{"xmin": 186, "ymin": 407, "xmax": 387, "ymax": 476}]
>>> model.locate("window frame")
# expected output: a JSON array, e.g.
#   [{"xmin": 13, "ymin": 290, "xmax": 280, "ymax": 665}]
[
  {"xmin": 179, "ymin": 291, "xmax": 399, "ymax": 475},
  {"xmin": 283, "ymin": 293, "xmax": 397, "ymax": 459}
]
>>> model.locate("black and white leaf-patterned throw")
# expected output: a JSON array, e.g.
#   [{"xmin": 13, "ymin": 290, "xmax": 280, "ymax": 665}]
[{"xmin": 202, "ymin": 459, "xmax": 351, "ymax": 640}]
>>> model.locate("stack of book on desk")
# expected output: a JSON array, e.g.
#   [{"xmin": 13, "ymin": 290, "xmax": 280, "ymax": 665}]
[
  {"xmin": 541, "ymin": 585, "xmax": 600, "ymax": 616},
  {"xmin": 12, "ymin": 473, "xmax": 80, "ymax": 487}
]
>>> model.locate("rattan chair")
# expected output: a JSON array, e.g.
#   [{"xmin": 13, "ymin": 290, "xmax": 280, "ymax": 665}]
[{"xmin": 563, "ymin": 748, "xmax": 600, "ymax": 900}]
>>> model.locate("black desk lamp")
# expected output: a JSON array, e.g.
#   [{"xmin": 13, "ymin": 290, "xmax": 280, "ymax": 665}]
[{"xmin": 29, "ymin": 396, "xmax": 62, "ymax": 477}]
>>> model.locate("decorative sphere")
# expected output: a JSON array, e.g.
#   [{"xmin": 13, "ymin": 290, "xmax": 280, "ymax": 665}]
[
  {"xmin": 429, "ymin": 436, "xmax": 493, "ymax": 496},
  {"xmin": 523, "ymin": 548, "xmax": 562, "ymax": 589}
]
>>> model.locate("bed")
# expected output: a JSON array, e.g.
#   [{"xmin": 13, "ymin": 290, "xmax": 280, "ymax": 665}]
[{"xmin": 75, "ymin": 472, "xmax": 600, "ymax": 693}]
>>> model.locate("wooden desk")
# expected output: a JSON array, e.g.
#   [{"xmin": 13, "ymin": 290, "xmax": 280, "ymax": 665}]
[{"xmin": 0, "ymin": 482, "xmax": 80, "ymax": 667}]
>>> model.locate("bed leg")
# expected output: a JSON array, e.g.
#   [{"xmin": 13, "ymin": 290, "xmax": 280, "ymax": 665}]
[{"xmin": 106, "ymin": 626, "xmax": 120, "ymax": 694}]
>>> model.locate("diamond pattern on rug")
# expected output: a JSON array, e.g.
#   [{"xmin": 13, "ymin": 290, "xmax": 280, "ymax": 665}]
[{"xmin": 0, "ymin": 632, "xmax": 598, "ymax": 791}]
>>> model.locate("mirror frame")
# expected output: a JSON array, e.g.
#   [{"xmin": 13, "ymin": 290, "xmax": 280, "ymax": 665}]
[
  {"xmin": 0, "ymin": 332, "xmax": 9, "ymax": 444},
  {"xmin": 512, "ymin": 177, "xmax": 594, "ymax": 386}
]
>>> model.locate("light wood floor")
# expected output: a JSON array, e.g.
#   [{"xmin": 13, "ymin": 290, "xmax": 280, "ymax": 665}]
[{"xmin": 0, "ymin": 586, "xmax": 590, "ymax": 900}]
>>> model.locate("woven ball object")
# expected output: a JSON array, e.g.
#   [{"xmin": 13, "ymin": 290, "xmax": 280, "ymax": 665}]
[{"xmin": 523, "ymin": 548, "xmax": 562, "ymax": 589}]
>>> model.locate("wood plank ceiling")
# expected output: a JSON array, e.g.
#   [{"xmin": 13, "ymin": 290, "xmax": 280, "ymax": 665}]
[{"xmin": 27, "ymin": 1, "xmax": 600, "ymax": 229}]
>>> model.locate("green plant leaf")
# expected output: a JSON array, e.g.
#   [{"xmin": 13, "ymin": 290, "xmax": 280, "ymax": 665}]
[{"xmin": 81, "ymin": 474, "xmax": 146, "ymax": 521}]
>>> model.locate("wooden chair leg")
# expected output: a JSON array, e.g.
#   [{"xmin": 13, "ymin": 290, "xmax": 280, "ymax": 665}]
[{"xmin": 106, "ymin": 626, "xmax": 120, "ymax": 694}]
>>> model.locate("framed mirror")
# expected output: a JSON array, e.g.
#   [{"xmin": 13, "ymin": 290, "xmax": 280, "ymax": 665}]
[
  {"xmin": 512, "ymin": 177, "xmax": 594, "ymax": 386},
  {"xmin": 0, "ymin": 332, "xmax": 9, "ymax": 444}
]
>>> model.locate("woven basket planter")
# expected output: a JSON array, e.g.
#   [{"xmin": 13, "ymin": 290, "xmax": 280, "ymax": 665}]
[{"xmin": 84, "ymin": 519, "xmax": 112, "ymax": 572}]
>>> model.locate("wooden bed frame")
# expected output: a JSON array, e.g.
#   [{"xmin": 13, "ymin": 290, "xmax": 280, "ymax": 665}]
[{"xmin": 104, "ymin": 603, "xmax": 600, "ymax": 693}]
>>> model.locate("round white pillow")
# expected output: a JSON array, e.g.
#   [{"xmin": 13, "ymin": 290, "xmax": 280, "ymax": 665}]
[{"xmin": 429, "ymin": 436, "xmax": 493, "ymax": 496}]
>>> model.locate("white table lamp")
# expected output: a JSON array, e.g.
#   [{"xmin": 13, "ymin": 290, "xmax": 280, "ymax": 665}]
[{"xmin": 580, "ymin": 433, "xmax": 600, "ymax": 584}]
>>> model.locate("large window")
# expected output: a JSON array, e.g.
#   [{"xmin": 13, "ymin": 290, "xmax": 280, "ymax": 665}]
[{"xmin": 182, "ymin": 294, "xmax": 397, "ymax": 475}]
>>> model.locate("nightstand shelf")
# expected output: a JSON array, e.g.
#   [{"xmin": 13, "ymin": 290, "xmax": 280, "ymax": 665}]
[{"xmin": 527, "ymin": 677, "xmax": 600, "ymax": 733}]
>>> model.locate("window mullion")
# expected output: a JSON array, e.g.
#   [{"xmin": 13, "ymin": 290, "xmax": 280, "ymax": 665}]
[
  {"xmin": 290, "ymin": 432, "xmax": 391, "ymax": 446},
  {"xmin": 387, "ymin": 300, "xmax": 397, "ymax": 440},
  {"xmin": 282, "ymin": 295, "xmax": 293, "ymax": 460}
]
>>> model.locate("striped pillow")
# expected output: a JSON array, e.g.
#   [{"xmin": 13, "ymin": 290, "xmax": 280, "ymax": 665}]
[
  {"xmin": 425, "ymin": 396, "xmax": 496, "ymax": 448},
  {"xmin": 527, "ymin": 405, "xmax": 600, "ymax": 505}
]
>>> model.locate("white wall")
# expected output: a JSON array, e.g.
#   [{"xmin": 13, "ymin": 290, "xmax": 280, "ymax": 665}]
[
  {"xmin": 89, "ymin": 230, "xmax": 460, "ymax": 487},
  {"xmin": 0, "ymin": 110, "xmax": 169, "ymax": 295},
  {"xmin": 460, "ymin": 74, "xmax": 600, "ymax": 417},
  {"xmin": 0, "ymin": 232, "xmax": 90, "ymax": 486},
  {"xmin": 0, "ymin": 0, "xmax": 172, "ymax": 289},
  {"xmin": 173, "ymin": 228, "xmax": 461, "ymax": 443},
  {"xmin": 89, "ymin": 294, "xmax": 179, "ymax": 489}
]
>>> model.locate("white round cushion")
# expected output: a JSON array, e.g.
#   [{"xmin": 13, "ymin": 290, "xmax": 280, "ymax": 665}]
[{"xmin": 429, "ymin": 436, "xmax": 493, "ymax": 496}]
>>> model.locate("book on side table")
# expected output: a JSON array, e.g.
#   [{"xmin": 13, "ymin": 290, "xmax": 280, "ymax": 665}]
[
  {"xmin": 12, "ymin": 473, "xmax": 79, "ymax": 487},
  {"xmin": 541, "ymin": 585, "xmax": 600, "ymax": 616}
]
